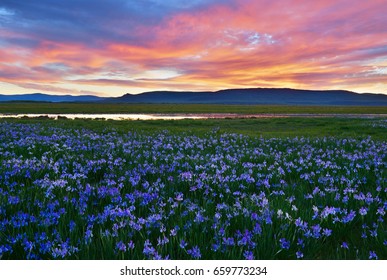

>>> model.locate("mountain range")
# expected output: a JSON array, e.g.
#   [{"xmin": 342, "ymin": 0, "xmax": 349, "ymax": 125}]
[
  {"xmin": 1, "ymin": 88, "xmax": 387, "ymax": 106},
  {"xmin": 0, "ymin": 93, "xmax": 103, "ymax": 103}
]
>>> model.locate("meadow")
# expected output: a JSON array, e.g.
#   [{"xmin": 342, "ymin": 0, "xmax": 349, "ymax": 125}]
[
  {"xmin": 1, "ymin": 102, "xmax": 387, "ymax": 114},
  {"xmin": 0, "ymin": 111, "xmax": 386, "ymax": 260}
]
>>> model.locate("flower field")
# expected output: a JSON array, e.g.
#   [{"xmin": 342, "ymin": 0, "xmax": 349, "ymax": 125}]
[{"xmin": 0, "ymin": 121, "xmax": 386, "ymax": 259}]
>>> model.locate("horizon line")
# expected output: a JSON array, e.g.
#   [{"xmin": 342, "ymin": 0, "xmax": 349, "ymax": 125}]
[{"xmin": 1, "ymin": 86, "xmax": 387, "ymax": 97}]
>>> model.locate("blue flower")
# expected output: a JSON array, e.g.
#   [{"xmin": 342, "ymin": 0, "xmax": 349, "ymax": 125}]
[
  {"xmin": 341, "ymin": 242, "xmax": 349, "ymax": 249},
  {"xmin": 369, "ymin": 251, "xmax": 378, "ymax": 260},
  {"xmin": 322, "ymin": 228, "xmax": 332, "ymax": 237},
  {"xmin": 179, "ymin": 239, "xmax": 187, "ymax": 249},
  {"xmin": 187, "ymin": 246, "xmax": 201, "ymax": 259},
  {"xmin": 243, "ymin": 251, "xmax": 254, "ymax": 260},
  {"xmin": 253, "ymin": 223, "xmax": 262, "ymax": 235},
  {"xmin": 279, "ymin": 238, "xmax": 290, "ymax": 250},
  {"xmin": 143, "ymin": 240, "xmax": 155, "ymax": 257},
  {"xmin": 297, "ymin": 238, "xmax": 305, "ymax": 248},
  {"xmin": 311, "ymin": 224, "xmax": 322, "ymax": 239},
  {"xmin": 341, "ymin": 210, "xmax": 356, "ymax": 223},
  {"xmin": 222, "ymin": 237, "xmax": 235, "ymax": 246},
  {"xmin": 369, "ymin": 229, "xmax": 378, "ymax": 237},
  {"xmin": 116, "ymin": 241, "xmax": 127, "ymax": 252},
  {"xmin": 127, "ymin": 240, "xmax": 135, "ymax": 249},
  {"xmin": 359, "ymin": 207, "xmax": 368, "ymax": 216},
  {"xmin": 69, "ymin": 220, "xmax": 76, "ymax": 232}
]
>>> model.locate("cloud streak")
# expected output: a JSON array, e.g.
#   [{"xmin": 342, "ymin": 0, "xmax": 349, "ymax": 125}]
[{"xmin": 0, "ymin": 0, "xmax": 386, "ymax": 96}]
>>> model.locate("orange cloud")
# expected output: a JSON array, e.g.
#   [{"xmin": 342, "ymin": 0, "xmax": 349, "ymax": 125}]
[{"xmin": 1, "ymin": 0, "xmax": 386, "ymax": 95}]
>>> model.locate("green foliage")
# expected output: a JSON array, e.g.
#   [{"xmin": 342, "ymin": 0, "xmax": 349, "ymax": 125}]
[
  {"xmin": 0, "ymin": 116, "xmax": 386, "ymax": 260},
  {"xmin": 1, "ymin": 102, "xmax": 387, "ymax": 114},
  {"xmin": 2, "ymin": 117, "xmax": 386, "ymax": 140}
]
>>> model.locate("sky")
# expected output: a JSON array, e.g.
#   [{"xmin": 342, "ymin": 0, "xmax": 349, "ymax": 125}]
[{"xmin": 0, "ymin": 0, "xmax": 387, "ymax": 97}]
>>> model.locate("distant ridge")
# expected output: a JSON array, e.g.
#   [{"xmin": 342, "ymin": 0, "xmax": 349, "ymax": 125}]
[
  {"xmin": 0, "ymin": 93, "xmax": 104, "ymax": 103},
  {"xmin": 113, "ymin": 88, "xmax": 387, "ymax": 106},
  {"xmin": 1, "ymin": 88, "xmax": 387, "ymax": 105}
]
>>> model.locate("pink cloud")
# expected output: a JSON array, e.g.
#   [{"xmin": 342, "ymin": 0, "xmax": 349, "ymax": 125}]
[{"xmin": 1, "ymin": 0, "xmax": 386, "ymax": 95}]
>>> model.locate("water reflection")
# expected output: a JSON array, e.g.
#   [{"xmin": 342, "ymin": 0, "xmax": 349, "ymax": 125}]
[
  {"xmin": 1, "ymin": 113, "xmax": 385, "ymax": 120},
  {"xmin": 0, "ymin": 113, "xmax": 208, "ymax": 120}
]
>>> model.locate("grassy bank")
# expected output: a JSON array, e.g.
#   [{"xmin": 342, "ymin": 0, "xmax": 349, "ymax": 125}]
[
  {"xmin": 1, "ymin": 102, "xmax": 387, "ymax": 114},
  {"xmin": 2, "ymin": 117, "xmax": 386, "ymax": 140}
]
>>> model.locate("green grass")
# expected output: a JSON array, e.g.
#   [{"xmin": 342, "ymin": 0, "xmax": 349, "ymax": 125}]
[
  {"xmin": 0, "ymin": 105, "xmax": 386, "ymax": 260},
  {"xmin": 2, "ymin": 117, "xmax": 386, "ymax": 140},
  {"xmin": 0, "ymin": 120, "xmax": 386, "ymax": 260},
  {"xmin": 1, "ymin": 102, "xmax": 387, "ymax": 114}
]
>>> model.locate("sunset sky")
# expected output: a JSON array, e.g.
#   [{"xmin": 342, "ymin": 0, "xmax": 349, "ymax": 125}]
[{"xmin": 0, "ymin": 0, "xmax": 386, "ymax": 96}]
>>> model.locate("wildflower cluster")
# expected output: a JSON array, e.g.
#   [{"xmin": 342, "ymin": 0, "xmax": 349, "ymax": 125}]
[
  {"xmin": 370, "ymin": 119, "xmax": 387, "ymax": 128},
  {"xmin": 0, "ymin": 122, "xmax": 386, "ymax": 259}
]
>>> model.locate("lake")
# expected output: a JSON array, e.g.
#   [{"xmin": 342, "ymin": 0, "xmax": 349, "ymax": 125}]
[
  {"xmin": 0, "ymin": 113, "xmax": 386, "ymax": 120},
  {"xmin": 0, "ymin": 113, "xmax": 207, "ymax": 120}
]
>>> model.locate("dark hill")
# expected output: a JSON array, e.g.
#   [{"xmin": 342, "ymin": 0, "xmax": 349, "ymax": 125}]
[
  {"xmin": 0, "ymin": 93, "xmax": 104, "ymax": 102},
  {"xmin": 112, "ymin": 88, "xmax": 387, "ymax": 106},
  {"xmin": 1, "ymin": 88, "xmax": 387, "ymax": 105}
]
